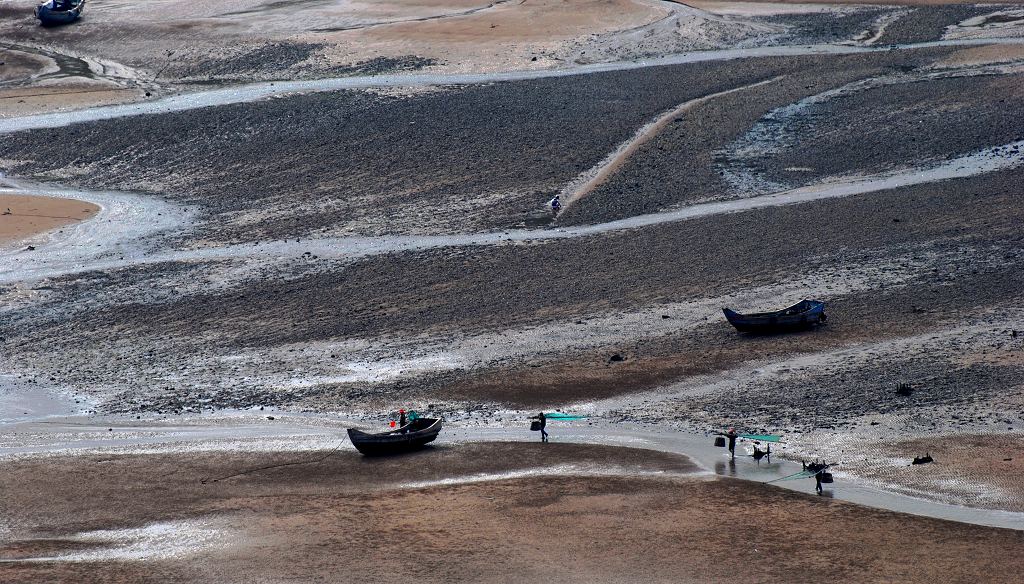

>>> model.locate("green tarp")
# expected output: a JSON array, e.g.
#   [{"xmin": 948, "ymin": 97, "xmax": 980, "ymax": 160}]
[
  {"xmin": 739, "ymin": 433, "xmax": 782, "ymax": 443},
  {"xmin": 544, "ymin": 413, "xmax": 588, "ymax": 420}
]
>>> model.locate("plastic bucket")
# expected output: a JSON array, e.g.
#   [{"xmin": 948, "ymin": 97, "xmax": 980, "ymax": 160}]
[{"xmin": 714, "ymin": 436, "xmax": 726, "ymax": 447}]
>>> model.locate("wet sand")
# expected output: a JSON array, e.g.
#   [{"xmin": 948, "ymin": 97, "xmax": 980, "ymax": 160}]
[
  {"xmin": 0, "ymin": 44, "xmax": 146, "ymax": 118},
  {"xmin": 1, "ymin": 442, "xmax": 1022, "ymax": 583},
  {"xmin": 0, "ymin": 194, "xmax": 98, "ymax": 247},
  {"xmin": 853, "ymin": 433, "xmax": 1024, "ymax": 512},
  {"xmin": 324, "ymin": 0, "xmax": 672, "ymax": 73}
]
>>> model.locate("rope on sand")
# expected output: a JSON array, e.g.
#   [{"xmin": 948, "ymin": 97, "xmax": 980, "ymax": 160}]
[{"xmin": 200, "ymin": 437, "xmax": 348, "ymax": 484}]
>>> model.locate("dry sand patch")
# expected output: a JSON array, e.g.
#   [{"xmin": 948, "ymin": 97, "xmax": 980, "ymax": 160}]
[
  {"xmin": 0, "ymin": 194, "xmax": 98, "ymax": 247},
  {"xmin": 314, "ymin": 0, "xmax": 672, "ymax": 72},
  {"xmin": 934, "ymin": 42, "xmax": 1024, "ymax": 66},
  {"xmin": 0, "ymin": 84, "xmax": 143, "ymax": 119},
  {"xmin": 362, "ymin": 0, "xmax": 668, "ymax": 42}
]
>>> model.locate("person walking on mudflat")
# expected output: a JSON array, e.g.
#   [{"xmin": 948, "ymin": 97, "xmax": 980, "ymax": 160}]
[
  {"xmin": 804, "ymin": 460, "xmax": 828, "ymax": 494},
  {"xmin": 724, "ymin": 427, "xmax": 738, "ymax": 460},
  {"xmin": 531, "ymin": 412, "xmax": 548, "ymax": 443}
]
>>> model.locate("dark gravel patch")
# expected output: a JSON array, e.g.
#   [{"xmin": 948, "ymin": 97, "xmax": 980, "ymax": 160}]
[
  {"xmin": 424, "ymin": 262, "xmax": 1024, "ymax": 408},
  {"xmin": 0, "ymin": 56, "xmax": 803, "ymax": 242},
  {"xmin": 759, "ymin": 7, "xmax": 893, "ymax": 45},
  {"xmin": 0, "ymin": 50, "xmax": 943, "ymax": 243},
  {"xmin": 651, "ymin": 357, "xmax": 1024, "ymax": 434},
  {"xmin": 726, "ymin": 72, "xmax": 1024, "ymax": 190},
  {"xmin": 171, "ymin": 43, "xmax": 437, "ymax": 82},
  {"xmin": 7, "ymin": 166, "xmax": 1022, "ymax": 355},
  {"xmin": 317, "ymin": 55, "xmax": 438, "ymax": 77},
  {"xmin": 2, "ymin": 168, "xmax": 1022, "ymax": 413},
  {"xmin": 170, "ymin": 41, "xmax": 325, "ymax": 79},
  {"xmin": 876, "ymin": 5, "xmax": 994, "ymax": 45},
  {"xmin": 556, "ymin": 48, "xmax": 953, "ymax": 226}
]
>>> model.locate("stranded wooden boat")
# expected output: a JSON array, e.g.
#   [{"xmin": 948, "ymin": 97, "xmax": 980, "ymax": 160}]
[
  {"xmin": 723, "ymin": 299, "xmax": 826, "ymax": 333},
  {"xmin": 347, "ymin": 417, "xmax": 442, "ymax": 456},
  {"xmin": 35, "ymin": 0, "xmax": 85, "ymax": 25}
]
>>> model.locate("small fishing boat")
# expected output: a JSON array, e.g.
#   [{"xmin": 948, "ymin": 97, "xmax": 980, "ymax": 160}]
[
  {"xmin": 723, "ymin": 299, "xmax": 826, "ymax": 333},
  {"xmin": 347, "ymin": 417, "xmax": 442, "ymax": 456},
  {"xmin": 35, "ymin": 0, "xmax": 85, "ymax": 26}
]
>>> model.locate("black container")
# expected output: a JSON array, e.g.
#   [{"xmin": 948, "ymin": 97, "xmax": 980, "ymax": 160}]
[
  {"xmin": 820, "ymin": 472, "xmax": 834, "ymax": 484},
  {"xmin": 530, "ymin": 421, "xmax": 541, "ymax": 431},
  {"xmin": 714, "ymin": 436, "xmax": 726, "ymax": 447}
]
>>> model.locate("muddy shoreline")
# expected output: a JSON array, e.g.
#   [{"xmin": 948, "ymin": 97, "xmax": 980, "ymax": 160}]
[{"xmin": 2, "ymin": 441, "xmax": 1023, "ymax": 583}]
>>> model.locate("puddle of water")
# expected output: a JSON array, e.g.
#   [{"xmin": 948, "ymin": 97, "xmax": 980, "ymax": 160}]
[{"xmin": 0, "ymin": 374, "xmax": 85, "ymax": 425}]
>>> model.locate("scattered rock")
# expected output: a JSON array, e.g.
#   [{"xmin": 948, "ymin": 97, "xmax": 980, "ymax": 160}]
[
  {"xmin": 608, "ymin": 354, "xmax": 625, "ymax": 363},
  {"xmin": 911, "ymin": 453, "xmax": 933, "ymax": 465}
]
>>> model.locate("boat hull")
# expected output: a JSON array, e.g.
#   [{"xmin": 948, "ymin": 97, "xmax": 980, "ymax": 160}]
[
  {"xmin": 35, "ymin": 1, "xmax": 84, "ymax": 25},
  {"xmin": 347, "ymin": 418, "xmax": 442, "ymax": 456},
  {"xmin": 723, "ymin": 299, "xmax": 826, "ymax": 333}
]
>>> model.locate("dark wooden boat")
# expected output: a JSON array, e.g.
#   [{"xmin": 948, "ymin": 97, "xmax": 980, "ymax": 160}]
[
  {"xmin": 35, "ymin": 0, "xmax": 85, "ymax": 25},
  {"xmin": 723, "ymin": 299, "xmax": 826, "ymax": 333},
  {"xmin": 347, "ymin": 417, "xmax": 442, "ymax": 456}
]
